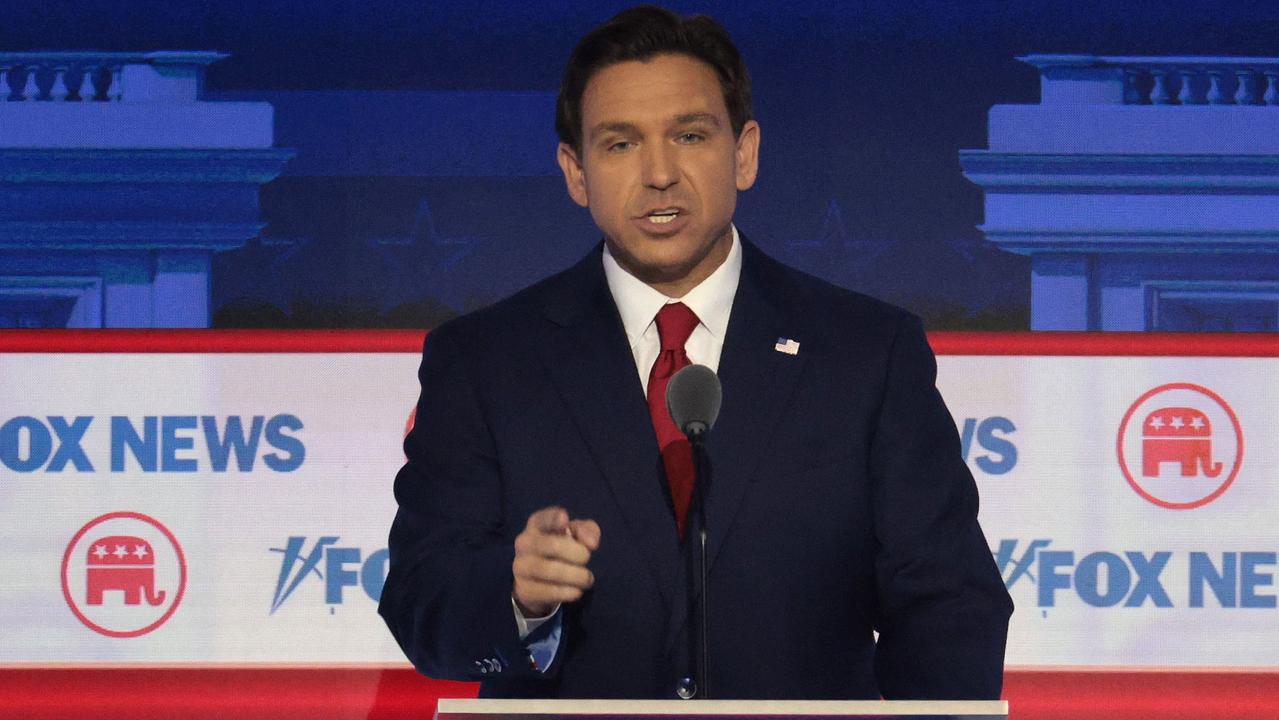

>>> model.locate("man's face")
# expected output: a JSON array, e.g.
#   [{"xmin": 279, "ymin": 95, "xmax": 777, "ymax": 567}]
[{"xmin": 558, "ymin": 53, "xmax": 760, "ymax": 295}]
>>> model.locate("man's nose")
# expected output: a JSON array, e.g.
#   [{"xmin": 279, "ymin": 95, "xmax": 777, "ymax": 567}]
[{"xmin": 641, "ymin": 144, "xmax": 679, "ymax": 190}]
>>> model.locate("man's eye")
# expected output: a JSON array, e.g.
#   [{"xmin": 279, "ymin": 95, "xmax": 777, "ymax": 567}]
[
  {"xmin": 607, "ymin": 141, "xmax": 634, "ymax": 152},
  {"xmin": 677, "ymin": 133, "xmax": 704, "ymax": 144}
]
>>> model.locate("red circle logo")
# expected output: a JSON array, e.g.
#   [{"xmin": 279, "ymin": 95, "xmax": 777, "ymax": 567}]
[
  {"xmin": 61, "ymin": 511, "xmax": 187, "ymax": 638},
  {"xmin": 1116, "ymin": 383, "xmax": 1244, "ymax": 510}
]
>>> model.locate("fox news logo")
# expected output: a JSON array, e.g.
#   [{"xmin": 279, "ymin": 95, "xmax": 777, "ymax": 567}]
[
  {"xmin": 995, "ymin": 539, "xmax": 1277, "ymax": 609},
  {"xmin": 0, "ymin": 414, "xmax": 305, "ymax": 473},
  {"xmin": 269, "ymin": 536, "xmax": 387, "ymax": 614},
  {"xmin": 959, "ymin": 416, "xmax": 1017, "ymax": 475}
]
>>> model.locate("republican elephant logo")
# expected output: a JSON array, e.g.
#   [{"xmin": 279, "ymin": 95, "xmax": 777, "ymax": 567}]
[
  {"xmin": 1117, "ymin": 383, "xmax": 1243, "ymax": 510},
  {"xmin": 62, "ymin": 512, "xmax": 187, "ymax": 638},
  {"xmin": 85, "ymin": 535, "xmax": 167, "ymax": 606},
  {"xmin": 1141, "ymin": 407, "xmax": 1223, "ymax": 479}
]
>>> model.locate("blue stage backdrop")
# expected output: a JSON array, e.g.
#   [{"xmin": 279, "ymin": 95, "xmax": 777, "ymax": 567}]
[{"xmin": 4, "ymin": 0, "xmax": 1278, "ymax": 331}]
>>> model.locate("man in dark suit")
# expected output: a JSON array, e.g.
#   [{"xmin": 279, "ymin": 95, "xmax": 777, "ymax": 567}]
[{"xmin": 379, "ymin": 5, "xmax": 1012, "ymax": 700}]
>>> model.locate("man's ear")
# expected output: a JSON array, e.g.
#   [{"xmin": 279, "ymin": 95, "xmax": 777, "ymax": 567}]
[
  {"xmin": 734, "ymin": 120, "xmax": 760, "ymax": 191},
  {"xmin": 557, "ymin": 143, "xmax": 589, "ymax": 208}
]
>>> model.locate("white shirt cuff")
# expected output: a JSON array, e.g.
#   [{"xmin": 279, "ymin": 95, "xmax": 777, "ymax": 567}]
[{"xmin": 512, "ymin": 596, "xmax": 560, "ymax": 640}]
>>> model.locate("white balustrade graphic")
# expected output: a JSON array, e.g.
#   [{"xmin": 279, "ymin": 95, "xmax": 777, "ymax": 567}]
[
  {"xmin": 1023, "ymin": 55, "xmax": 1279, "ymax": 106},
  {"xmin": 0, "ymin": 51, "xmax": 225, "ymax": 102}
]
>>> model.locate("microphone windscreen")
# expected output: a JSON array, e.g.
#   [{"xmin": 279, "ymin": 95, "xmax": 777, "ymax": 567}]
[{"xmin": 666, "ymin": 364, "xmax": 722, "ymax": 437}]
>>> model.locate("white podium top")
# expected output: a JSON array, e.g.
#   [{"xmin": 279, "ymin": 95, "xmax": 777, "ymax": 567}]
[{"xmin": 437, "ymin": 698, "xmax": 1008, "ymax": 719}]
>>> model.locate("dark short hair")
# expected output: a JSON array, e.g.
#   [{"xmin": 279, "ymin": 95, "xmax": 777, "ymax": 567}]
[{"xmin": 555, "ymin": 5, "xmax": 753, "ymax": 154}]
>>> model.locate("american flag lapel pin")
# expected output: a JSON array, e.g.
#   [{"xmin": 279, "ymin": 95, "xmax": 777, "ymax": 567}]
[{"xmin": 774, "ymin": 337, "xmax": 800, "ymax": 355}]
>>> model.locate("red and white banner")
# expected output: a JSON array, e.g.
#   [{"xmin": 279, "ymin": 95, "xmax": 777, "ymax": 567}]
[
  {"xmin": 943, "ymin": 357, "xmax": 1278, "ymax": 668},
  {"xmin": 0, "ymin": 349, "xmax": 415, "ymax": 663},
  {"xmin": 2, "ymin": 330, "xmax": 1278, "ymax": 719}
]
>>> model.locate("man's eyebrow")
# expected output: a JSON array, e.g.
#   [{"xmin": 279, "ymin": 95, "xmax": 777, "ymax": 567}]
[
  {"xmin": 588, "ymin": 114, "xmax": 721, "ymax": 140},
  {"xmin": 588, "ymin": 121, "xmax": 639, "ymax": 140},
  {"xmin": 674, "ymin": 113, "xmax": 720, "ymax": 126}
]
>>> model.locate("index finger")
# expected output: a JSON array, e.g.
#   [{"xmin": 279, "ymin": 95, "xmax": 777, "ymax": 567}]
[{"xmin": 527, "ymin": 506, "xmax": 569, "ymax": 534}]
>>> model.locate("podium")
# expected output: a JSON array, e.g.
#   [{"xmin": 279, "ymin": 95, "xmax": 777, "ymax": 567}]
[{"xmin": 436, "ymin": 699, "xmax": 1008, "ymax": 720}]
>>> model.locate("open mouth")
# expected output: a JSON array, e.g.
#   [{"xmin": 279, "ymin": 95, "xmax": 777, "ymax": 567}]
[{"xmin": 645, "ymin": 209, "xmax": 680, "ymax": 224}]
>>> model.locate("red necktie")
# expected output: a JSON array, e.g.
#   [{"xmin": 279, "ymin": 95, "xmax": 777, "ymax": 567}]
[{"xmin": 647, "ymin": 302, "xmax": 700, "ymax": 540}]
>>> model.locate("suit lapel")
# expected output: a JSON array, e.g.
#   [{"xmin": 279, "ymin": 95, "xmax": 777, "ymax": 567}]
[
  {"xmin": 663, "ymin": 240, "xmax": 810, "ymax": 656},
  {"xmin": 535, "ymin": 249, "xmax": 681, "ymax": 610},
  {"xmin": 704, "ymin": 242, "xmax": 809, "ymax": 571}
]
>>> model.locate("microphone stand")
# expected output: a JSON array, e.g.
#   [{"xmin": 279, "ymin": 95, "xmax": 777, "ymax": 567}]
[
  {"xmin": 687, "ymin": 429, "xmax": 711, "ymax": 699},
  {"xmin": 666, "ymin": 364, "xmax": 721, "ymax": 701}
]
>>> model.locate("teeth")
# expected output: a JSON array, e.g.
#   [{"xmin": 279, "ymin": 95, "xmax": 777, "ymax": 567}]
[{"xmin": 647, "ymin": 211, "xmax": 678, "ymax": 224}]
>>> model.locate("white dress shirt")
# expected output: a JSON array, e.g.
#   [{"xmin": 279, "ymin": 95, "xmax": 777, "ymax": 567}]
[
  {"xmin": 603, "ymin": 225, "xmax": 742, "ymax": 393},
  {"xmin": 515, "ymin": 226, "xmax": 744, "ymax": 644}
]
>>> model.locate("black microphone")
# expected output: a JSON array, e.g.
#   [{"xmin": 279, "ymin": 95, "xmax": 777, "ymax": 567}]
[
  {"xmin": 666, "ymin": 363, "xmax": 722, "ymax": 439},
  {"xmin": 665, "ymin": 364, "xmax": 721, "ymax": 700}
]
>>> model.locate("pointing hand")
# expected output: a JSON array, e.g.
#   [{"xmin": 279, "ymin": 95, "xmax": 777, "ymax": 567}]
[{"xmin": 512, "ymin": 506, "xmax": 601, "ymax": 617}]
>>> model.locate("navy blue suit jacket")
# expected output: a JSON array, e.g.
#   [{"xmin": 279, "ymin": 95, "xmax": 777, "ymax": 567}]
[{"xmin": 379, "ymin": 239, "xmax": 1012, "ymax": 699}]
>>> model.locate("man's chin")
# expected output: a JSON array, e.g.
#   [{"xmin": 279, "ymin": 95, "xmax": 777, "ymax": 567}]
[
  {"xmin": 612, "ymin": 244, "xmax": 693, "ymax": 277},
  {"xmin": 630, "ymin": 260, "xmax": 695, "ymax": 287},
  {"xmin": 607, "ymin": 231, "xmax": 730, "ymax": 290}
]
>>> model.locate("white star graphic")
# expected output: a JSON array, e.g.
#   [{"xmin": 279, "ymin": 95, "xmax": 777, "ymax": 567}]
[
  {"xmin": 1149, "ymin": 416, "xmax": 1165, "ymax": 429},
  {"xmin": 113, "ymin": 545, "xmax": 128, "ymax": 558},
  {"xmin": 92, "ymin": 545, "xmax": 108, "ymax": 559},
  {"xmin": 1190, "ymin": 416, "xmax": 1205, "ymax": 430},
  {"xmin": 1170, "ymin": 416, "xmax": 1184, "ymax": 429},
  {"xmin": 133, "ymin": 545, "xmax": 148, "ymax": 559}
]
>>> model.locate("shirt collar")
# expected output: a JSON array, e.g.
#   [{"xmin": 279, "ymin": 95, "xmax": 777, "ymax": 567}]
[{"xmin": 602, "ymin": 225, "xmax": 742, "ymax": 348}]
